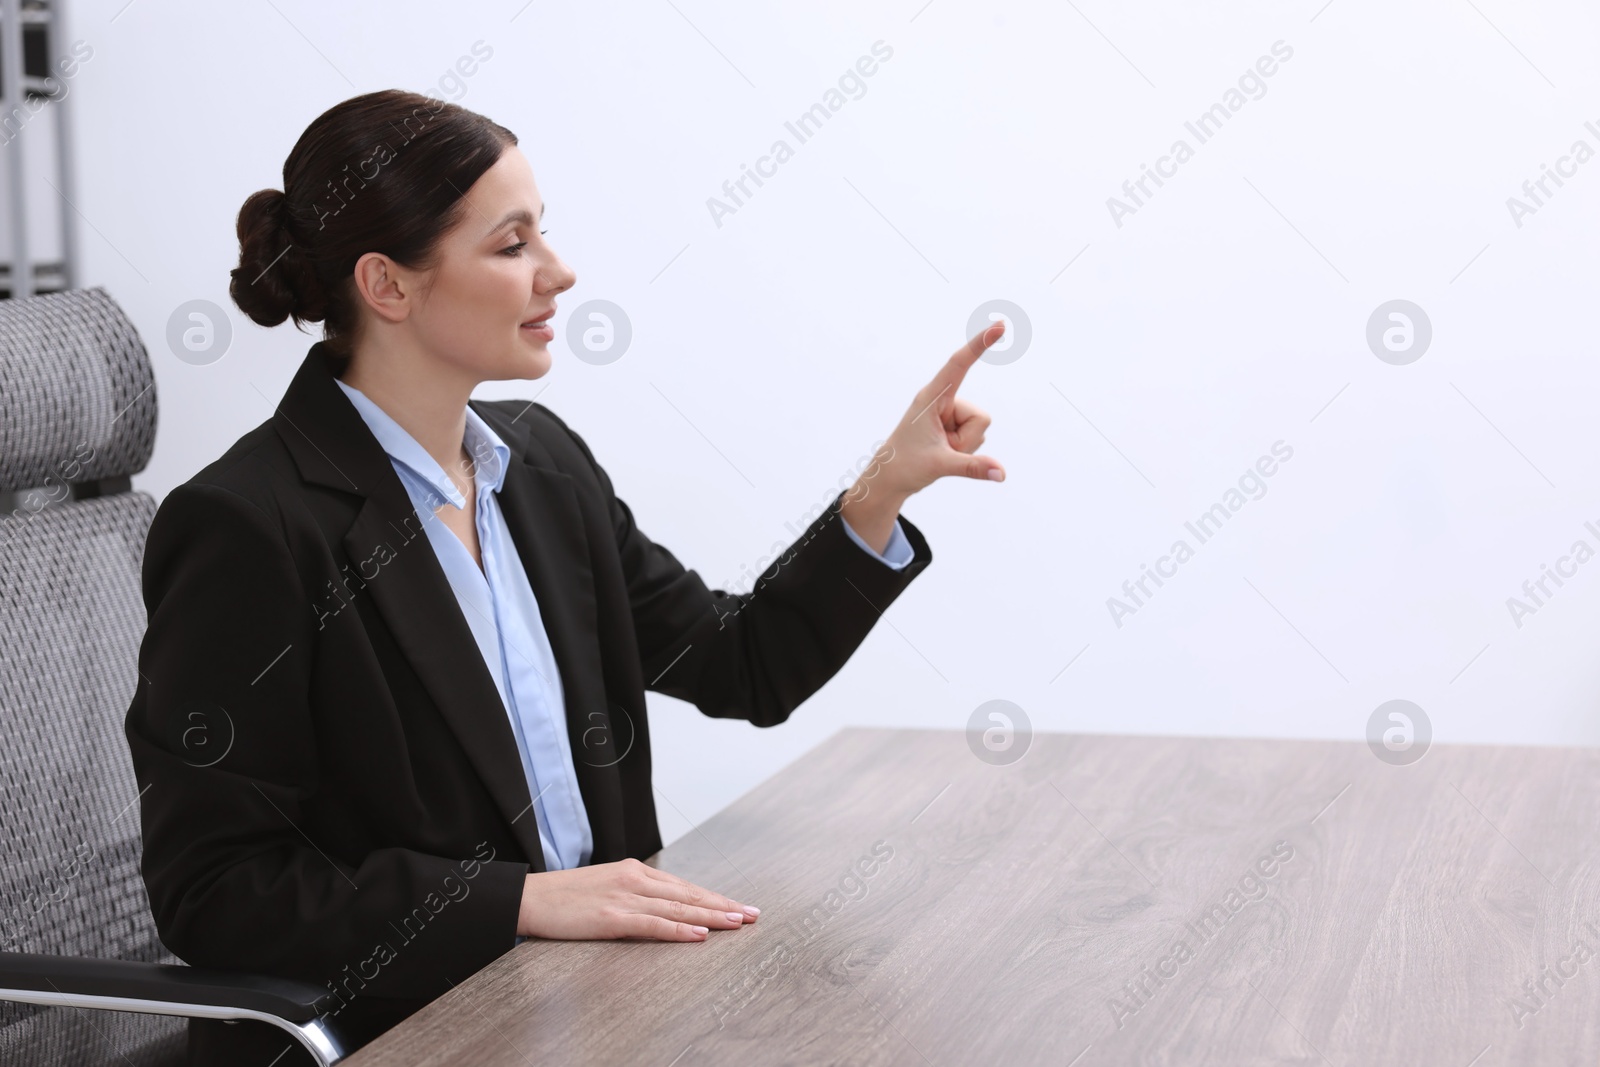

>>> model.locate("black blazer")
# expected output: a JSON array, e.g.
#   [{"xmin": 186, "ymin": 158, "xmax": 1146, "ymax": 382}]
[{"xmin": 123, "ymin": 341, "xmax": 932, "ymax": 1024}]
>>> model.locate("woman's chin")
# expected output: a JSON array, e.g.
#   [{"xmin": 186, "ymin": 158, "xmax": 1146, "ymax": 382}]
[
  {"xmin": 508, "ymin": 343, "xmax": 553, "ymax": 379},
  {"xmin": 476, "ymin": 348, "xmax": 551, "ymax": 383}
]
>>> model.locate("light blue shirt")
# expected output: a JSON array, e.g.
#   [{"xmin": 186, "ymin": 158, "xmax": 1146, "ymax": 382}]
[
  {"xmin": 843, "ymin": 506, "xmax": 914, "ymax": 568},
  {"xmin": 333, "ymin": 380, "xmax": 914, "ymax": 876},
  {"xmin": 335, "ymin": 377, "xmax": 593, "ymax": 877}
]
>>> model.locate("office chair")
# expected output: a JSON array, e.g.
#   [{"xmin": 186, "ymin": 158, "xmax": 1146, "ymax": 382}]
[{"xmin": 0, "ymin": 287, "xmax": 350, "ymax": 1065}]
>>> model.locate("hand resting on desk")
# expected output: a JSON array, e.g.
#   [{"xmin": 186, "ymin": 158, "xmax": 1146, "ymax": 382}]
[{"xmin": 517, "ymin": 858, "xmax": 757, "ymax": 941}]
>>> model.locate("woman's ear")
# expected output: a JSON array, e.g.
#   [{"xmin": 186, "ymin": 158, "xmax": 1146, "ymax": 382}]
[{"xmin": 351, "ymin": 251, "xmax": 414, "ymax": 326}]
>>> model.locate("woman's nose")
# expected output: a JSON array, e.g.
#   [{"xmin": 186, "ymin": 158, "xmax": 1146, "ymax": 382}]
[{"xmin": 540, "ymin": 254, "xmax": 576, "ymax": 295}]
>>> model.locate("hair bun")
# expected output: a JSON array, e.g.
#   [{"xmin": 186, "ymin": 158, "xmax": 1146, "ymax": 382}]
[{"xmin": 228, "ymin": 187, "xmax": 326, "ymax": 328}]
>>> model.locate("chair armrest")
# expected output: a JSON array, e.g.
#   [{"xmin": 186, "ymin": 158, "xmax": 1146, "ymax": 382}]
[
  {"xmin": 0, "ymin": 951, "xmax": 329, "ymax": 1022},
  {"xmin": 0, "ymin": 952, "xmax": 350, "ymax": 1064}
]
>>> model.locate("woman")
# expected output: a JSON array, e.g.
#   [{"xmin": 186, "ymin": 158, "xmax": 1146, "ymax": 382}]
[{"xmin": 124, "ymin": 88, "xmax": 1004, "ymax": 1066}]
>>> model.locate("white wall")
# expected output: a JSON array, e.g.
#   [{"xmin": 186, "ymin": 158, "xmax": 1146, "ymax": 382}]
[{"xmin": 60, "ymin": 0, "xmax": 1600, "ymax": 845}]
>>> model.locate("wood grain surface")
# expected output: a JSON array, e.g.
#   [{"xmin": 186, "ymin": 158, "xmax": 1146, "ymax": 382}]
[{"xmin": 341, "ymin": 727, "xmax": 1600, "ymax": 1066}]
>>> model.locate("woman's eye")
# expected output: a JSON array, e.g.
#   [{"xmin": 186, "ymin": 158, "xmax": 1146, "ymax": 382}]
[{"xmin": 501, "ymin": 241, "xmax": 527, "ymax": 256}]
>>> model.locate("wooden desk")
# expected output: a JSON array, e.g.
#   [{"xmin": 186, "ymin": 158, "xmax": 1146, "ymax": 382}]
[{"xmin": 342, "ymin": 727, "xmax": 1600, "ymax": 1065}]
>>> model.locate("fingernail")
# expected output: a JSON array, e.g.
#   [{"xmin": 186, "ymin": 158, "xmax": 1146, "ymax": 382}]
[
  {"xmin": 742, "ymin": 905, "xmax": 761, "ymax": 917},
  {"xmin": 726, "ymin": 911, "xmax": 744, "ymax": 923},
  {"xmin": 988, "ymin": 469, "xmax": 1004, "ymax": 481},
  {"xmin": 692, "ymin": 925, "xmax": 709, "ymax": 934}
]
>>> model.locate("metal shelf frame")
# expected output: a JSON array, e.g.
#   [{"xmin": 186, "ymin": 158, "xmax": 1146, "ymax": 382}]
[{"xmin": 1, "ymin": 0, "xmax": 78, "ymax": 299}]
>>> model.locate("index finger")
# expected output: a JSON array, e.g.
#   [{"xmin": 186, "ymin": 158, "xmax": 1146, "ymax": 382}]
[
  {"xmin": 639, "ymin": 866, "xmax": 753, "ymax": 914},
  {"xmin": 923, "ymin": 321, "xmax": 1005, "ymax": 404}
]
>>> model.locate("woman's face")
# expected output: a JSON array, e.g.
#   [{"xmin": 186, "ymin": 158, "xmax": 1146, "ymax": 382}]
[{"xmin": 402, "ymin": 144, "xmax": 576, "ymax": 383}]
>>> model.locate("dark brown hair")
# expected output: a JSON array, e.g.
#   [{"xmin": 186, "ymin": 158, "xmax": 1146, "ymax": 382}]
[{"xmin": 229, "ymin": 89, "xmax": 517, "ymax": 363}]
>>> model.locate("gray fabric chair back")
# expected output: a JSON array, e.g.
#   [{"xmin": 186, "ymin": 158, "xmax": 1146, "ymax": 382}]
[{"xmin": 0, "ymin": 287, "xmax": 185, "ymax": 1065}]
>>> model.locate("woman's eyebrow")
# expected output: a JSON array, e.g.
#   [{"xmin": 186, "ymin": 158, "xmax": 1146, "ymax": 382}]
[{"xmin": 490, "ymin": 204, "xmax": 547, "ymax": 234}]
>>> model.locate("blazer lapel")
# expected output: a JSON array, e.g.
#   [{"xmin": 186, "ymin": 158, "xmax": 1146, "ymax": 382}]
[{"xmin": 271, "ymin": 343, "xmax": 549, "ymax": 873}]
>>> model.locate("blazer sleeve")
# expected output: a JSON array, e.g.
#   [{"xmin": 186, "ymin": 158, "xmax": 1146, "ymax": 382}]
[
  {"xmin": 123, "ymin": 481, "xmax": 528, "ymax": 1002},
  {"xmin": 541, "ymin": 408, "xmax": 934, "ymax": 728}
]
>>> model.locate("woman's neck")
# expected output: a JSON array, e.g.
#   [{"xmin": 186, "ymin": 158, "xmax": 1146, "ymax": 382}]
[{"xmin": 340, "ymin": 341, "xmax": 479, "ymax": 479}]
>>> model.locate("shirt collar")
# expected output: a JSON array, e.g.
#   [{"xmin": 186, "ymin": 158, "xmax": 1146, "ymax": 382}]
[{"xmin": 333, "ymin": 376, "xmax": 510, "ymax": 508}]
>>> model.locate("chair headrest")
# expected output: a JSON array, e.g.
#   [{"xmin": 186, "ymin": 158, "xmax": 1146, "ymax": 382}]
[{"xmin": 0, "ymin": 287, "xmax": 157, "ymax": 493}]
